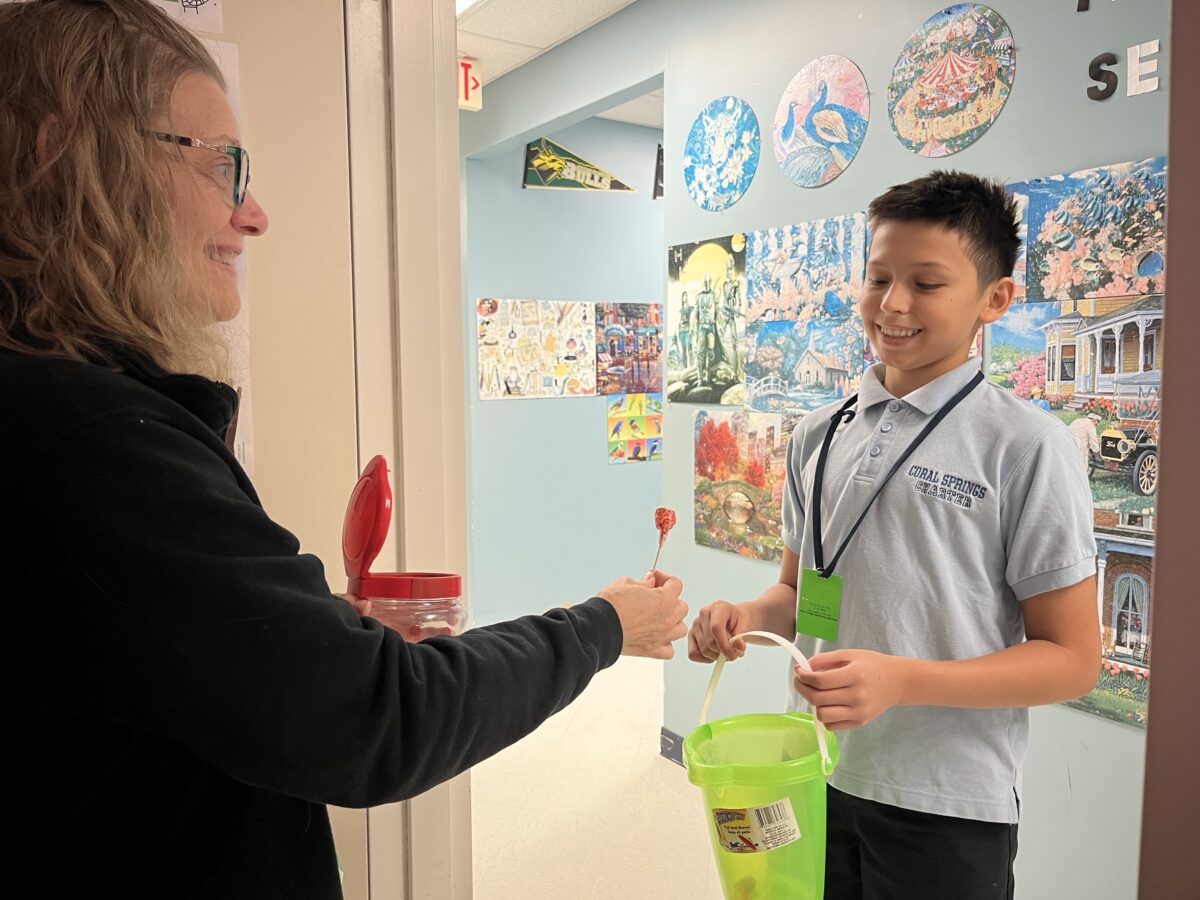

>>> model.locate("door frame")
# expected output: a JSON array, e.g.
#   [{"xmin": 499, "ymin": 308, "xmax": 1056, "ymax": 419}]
[{"xmin": 337, "ymin": 1, "xmax": 471, "ymax": 897}]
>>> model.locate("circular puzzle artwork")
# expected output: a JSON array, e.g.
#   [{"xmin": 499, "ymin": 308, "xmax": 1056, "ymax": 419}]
[
  {"xmin": 683, "ymin": 96, "xmax": 761, "ymax": 211},
  {"xmin": 887, "ymin": 3, "xmax": 1016, "ymax": 158},
  {"xmin": 774, "ymin": 55, "xmax": 869, "ymax": 188}
]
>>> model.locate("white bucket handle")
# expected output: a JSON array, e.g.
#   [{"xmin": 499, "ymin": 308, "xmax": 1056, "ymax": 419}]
[{"xmin": 698, "ymin": 630, "xmax": 834, "ymax": 775}]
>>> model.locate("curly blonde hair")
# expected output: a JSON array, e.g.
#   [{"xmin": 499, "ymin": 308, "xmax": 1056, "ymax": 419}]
[{"xmin": 0, "ymin": 0, "xmax": 230, "ymax": 377}]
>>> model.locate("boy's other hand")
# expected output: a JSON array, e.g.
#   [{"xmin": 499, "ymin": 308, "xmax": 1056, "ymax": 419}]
[
  {"xmin": 793, "ymin": 649, "xmax": 910, "ymax": 731},
  {"xmin": 688, "ymin": 600, "xmax": 749, "ymax": 663}
]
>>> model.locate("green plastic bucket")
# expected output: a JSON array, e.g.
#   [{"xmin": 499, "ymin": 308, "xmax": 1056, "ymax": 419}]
[{"xmin": 685, "ymin": 631, "xmax": 838, "ymax": 900}]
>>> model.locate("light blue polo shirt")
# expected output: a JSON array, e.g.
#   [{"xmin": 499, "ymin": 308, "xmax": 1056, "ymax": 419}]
[{"xmin": 781, "ymin": 358, "xmax": 1096, "ymax": 824}]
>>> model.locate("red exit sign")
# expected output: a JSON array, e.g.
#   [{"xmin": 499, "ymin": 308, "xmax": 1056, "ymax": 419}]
[{"xmin": 458, "ymin": 58, "xmax": 482, "ymax": 111}]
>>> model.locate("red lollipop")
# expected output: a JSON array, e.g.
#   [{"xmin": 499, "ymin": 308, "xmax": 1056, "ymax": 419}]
[{"xmin": 651, "ymin": 506, "xmax": 677, "ymax": 573}]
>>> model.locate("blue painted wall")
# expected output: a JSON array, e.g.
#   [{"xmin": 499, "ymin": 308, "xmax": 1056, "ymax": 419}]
[
  {"xmin": 463, "ymin": 2, "xmax": 1168, "ymax": 896},
  {"xmin": 463, "ymin": 116, "xmax": 665, "ymax": 626}
]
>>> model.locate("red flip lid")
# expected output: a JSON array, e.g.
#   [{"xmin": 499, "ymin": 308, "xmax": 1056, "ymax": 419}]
[
  {"xmin": 342, "ymin": 455, "xmax": 392, "ymax": 580},
  {"xmin": 356, "ymin": 571, "xmax": 462, "ymax": 600},
  {"xmin": 342, "ymin": 456, "xmax": 464, "ymax": 601}
]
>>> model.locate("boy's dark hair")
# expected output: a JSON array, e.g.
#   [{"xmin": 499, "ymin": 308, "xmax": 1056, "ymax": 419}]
[{"xmin": 867, "ymin": 170, "xmax": 1021, "ymax": 288}]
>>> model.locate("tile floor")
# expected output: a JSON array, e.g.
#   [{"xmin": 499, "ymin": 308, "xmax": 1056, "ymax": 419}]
[{"xmin": 472, "ymin": 656, "xmax": 726, "ymax": 899}]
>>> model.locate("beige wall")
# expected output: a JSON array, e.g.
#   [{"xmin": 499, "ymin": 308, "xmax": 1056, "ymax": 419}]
[
  {"xmin": 224, "ymin": 1, "xmax": 359, "ymax": 553},
  {"xmin": 218, "ymin": 3, "xmax": 367, "ymax": 897},
  {"xmin": 212, "ymin": 2, "xmax": 470, "ymax": 893}
]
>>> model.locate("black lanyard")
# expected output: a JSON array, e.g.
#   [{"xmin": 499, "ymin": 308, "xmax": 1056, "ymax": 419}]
[{"xmin": 810, "ymin": 370, "xmax": 985, "ymax": 578}]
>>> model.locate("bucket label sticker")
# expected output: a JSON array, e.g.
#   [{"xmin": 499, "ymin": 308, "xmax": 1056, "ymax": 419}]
[{"xmin": 712, "ymin": 800, "xmax": 801, "ymax": 853}]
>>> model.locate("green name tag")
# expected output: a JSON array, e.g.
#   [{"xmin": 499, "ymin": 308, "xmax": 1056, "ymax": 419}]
[{"xmin": 796, "ymin": 568, "xmax": 842, "ymax": 642}]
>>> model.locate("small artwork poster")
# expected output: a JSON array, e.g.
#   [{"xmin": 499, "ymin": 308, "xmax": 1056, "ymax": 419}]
[
  {"xmin": 153, "ymin": 0, "xmax": 223, "ymax": 34},
  {"xmin": 887, "ymin": 3, "xmax": 1016, "ymax": 158},
  {"xmin": 607, "ymin": 393, "xmax": 663, "ymax": 464},
  {"xmin": 595, "ymin": 303, "xmax": 663, "ymax": 395},
  {"xmin": 1062, "ymin": 296, "xmax": 1162, "ymax": 533},
  {"xmin": 984, "ymin": 302, "xmax": 1053, "ymax": 401},
  {"xmin": 745, "ymin": 214, "xmax": 867, "ymax": 323},
  {"xmin": 1007, "ymin": 181, "xmax": 1029, "ymax": 301},
  {"xmin": 1064, "ymin": 541, "xmax": 1153, "ymax": 730},
  {"xmin": 970, "ymin": 328, "xmax": 984, "ymax": 359},
  {"xmin": 1023, "ymin": 157, "xmax": 1167, "ymax": 302},
  {"xmin": 743, "ymin": 317, "xmax": 867, "ymax": 415},
  {"xmin": 742, "ymin": 214, "xmax": 869, "ymax": 415},
  {"xmin": 476, "ymin": 299, "xmax": 597, "ymax": 399},
  {"xmin": 985, "ymin": 297, "xmax": 1162, "ymax": 534},
  {"xmin": 694, "ymin": 409, "xmax": 799, "ymax": 561},
  {"xmin": 682, "ymin": 96, "xmax": 761, "ymax": 211},
  {"xmin": 774, "ymin": 55, "xmax": 869, "ymax": 188},
  {"xmin": 666, "ymin": 234, "xmax": 747, "ymax": 405}
]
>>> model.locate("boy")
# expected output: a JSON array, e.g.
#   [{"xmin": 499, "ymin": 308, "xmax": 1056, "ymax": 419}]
[{"xmin": 688, "ymin": 171, "xmax": 1099, "ymax": 899}]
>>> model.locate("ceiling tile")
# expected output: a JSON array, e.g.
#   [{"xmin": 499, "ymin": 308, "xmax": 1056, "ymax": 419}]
[
  {"xmin": 596, "ymin": 92, "xmax": 664, "ymax": 129},
  {"xmin": 457, "ymin": 31, "xmax": 540, "ymax": 84},
  {"xmin": 458, "ymin": 0, "xmax": 637, "ymax": 52}
]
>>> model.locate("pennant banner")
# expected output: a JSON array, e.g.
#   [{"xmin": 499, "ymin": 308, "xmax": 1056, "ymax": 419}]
[{"xmin": 523, "ymin": 138, "xmax": 635, "ymax": 192}]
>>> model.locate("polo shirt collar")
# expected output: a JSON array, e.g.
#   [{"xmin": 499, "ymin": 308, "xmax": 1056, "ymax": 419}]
[{"xmin": 856, "ymin": 358, "xmax": 983, "ymax": 415}]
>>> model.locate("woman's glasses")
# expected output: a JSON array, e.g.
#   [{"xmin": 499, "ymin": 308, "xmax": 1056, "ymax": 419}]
[{"xmin": 152, "ymin": 132, "xmax": 250, "ymax": 209}]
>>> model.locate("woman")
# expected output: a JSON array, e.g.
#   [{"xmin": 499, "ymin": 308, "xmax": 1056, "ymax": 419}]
[{"xmin": 0, "ymin": 2, "xmax": 688, "ymax": 896}]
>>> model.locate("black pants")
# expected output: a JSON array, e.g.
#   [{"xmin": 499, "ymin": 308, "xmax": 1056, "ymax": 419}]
[{"xmin": 824, "ymin": 787, "xmax": 1018, "ymax": 900}]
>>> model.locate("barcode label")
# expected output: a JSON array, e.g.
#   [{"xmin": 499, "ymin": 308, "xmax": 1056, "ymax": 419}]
[
  {"xmin": 754, "ymin": 801, "xmax": 789, "ymax": 828},
  {"xmin": 712, "ymin": 800, "xmax": 801, "ymax": 854}
]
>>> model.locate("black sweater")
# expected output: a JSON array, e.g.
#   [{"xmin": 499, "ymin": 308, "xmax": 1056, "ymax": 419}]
[{"xmin": 0, "ymin": 347, "xmax": 623, "ymax": 897}]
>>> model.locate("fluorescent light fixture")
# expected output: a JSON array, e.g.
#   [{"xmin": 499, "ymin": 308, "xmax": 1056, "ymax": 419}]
[{"xmin": 456, "ymin": 0, "xmax": 484, "ymax": 15}]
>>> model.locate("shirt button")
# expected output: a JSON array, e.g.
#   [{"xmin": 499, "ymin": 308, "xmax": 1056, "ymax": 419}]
[
  {"xmin": 888, "ymin": 401, "xmax": 902, "ymax": 412},
  {"xmin": 880, "ymin": 423, "xmax": 893, "ymax": 433},
  {"xmin": 869, "ymin": 446, "xmax": 882, "ymax": 458}
]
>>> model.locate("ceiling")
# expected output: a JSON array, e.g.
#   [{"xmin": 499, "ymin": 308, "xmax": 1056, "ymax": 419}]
[
  {"xmin": 457, "ymin": 0, "xmax": 663, "ymax": 129},
  {"xmin": 595, "ymin": 87, "xmax": 664, "ymax": 129}
]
